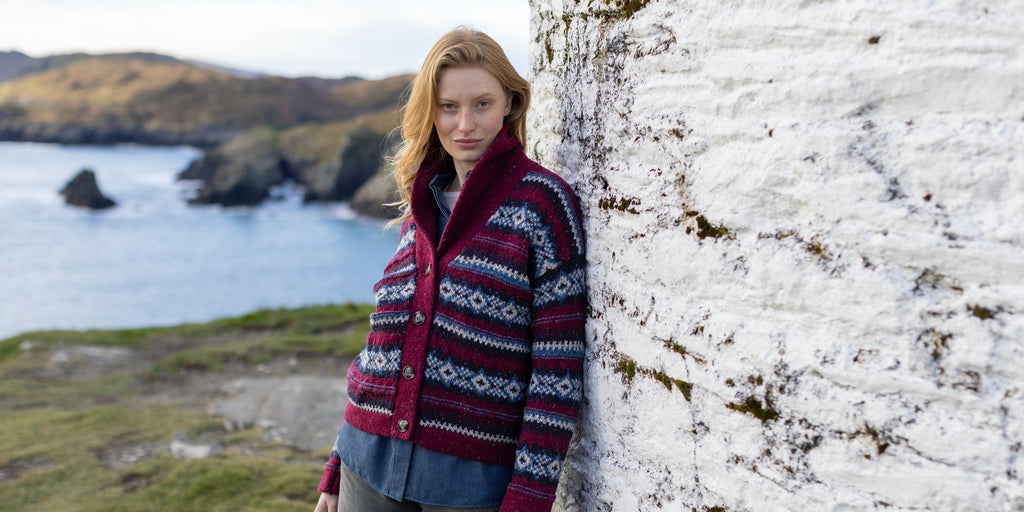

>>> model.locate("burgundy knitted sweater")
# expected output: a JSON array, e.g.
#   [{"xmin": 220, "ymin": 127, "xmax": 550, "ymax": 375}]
[{"xmin": 318, "ymin": 127, "xmax": 586, "ymax": 511}]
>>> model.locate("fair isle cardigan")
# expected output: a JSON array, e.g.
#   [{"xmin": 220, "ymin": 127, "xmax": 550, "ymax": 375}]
[{"xmin": 318, "ymin": 126, "xmax": 586, "ymax": 511}]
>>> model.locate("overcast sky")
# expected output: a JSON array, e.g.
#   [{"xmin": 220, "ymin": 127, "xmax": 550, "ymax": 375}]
[{"xmin": 0, "ymin": 0, "xmax": 531, "ymax": 79}]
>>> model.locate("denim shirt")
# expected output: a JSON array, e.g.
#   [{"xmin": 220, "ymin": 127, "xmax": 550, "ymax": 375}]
[
  {"xmin": 335, "ymin": 169, "xmax": 513, "ymax": 507},
  {"xmin": 430, "ymin": 171, "xmax": 458, "ymax": 235}
]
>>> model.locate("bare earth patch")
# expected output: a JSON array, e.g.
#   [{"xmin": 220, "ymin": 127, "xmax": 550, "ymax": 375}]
[{"xmin": 0, "ymin": 456, "xmax": 54, "ymax": 483}]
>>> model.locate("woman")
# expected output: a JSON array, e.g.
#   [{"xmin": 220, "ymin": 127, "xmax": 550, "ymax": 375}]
[{"xmin": 315, "ymin": 27, "xmax": 586, "ymax": 512}]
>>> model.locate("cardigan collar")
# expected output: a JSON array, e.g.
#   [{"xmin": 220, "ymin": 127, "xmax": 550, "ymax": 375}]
[{"xmin": 410, "ymin": 125, "xmax": 529, "ymax": 256}]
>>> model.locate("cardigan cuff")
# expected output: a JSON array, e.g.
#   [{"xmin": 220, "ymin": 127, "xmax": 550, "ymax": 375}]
[
  {"xmin": 317, "ymin": 454, "xmax": 342, "ymax": 494},
  {"xmin": 499, "ymin": 482, "xmax": 556, "ymax": 512}
]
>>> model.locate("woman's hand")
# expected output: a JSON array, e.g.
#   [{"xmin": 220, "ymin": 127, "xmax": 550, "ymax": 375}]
[{"xmin": 314, "ymin": 492, "xmax": 338, "ymax": 512}]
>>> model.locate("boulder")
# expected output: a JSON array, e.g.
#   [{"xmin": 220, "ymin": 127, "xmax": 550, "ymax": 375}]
[{"xmin": 59, "ymin": 168, "xmax": 116, "ymax": 209}]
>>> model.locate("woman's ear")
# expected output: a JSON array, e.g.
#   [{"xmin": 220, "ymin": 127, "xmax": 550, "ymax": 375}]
[{"xmin": 504, "ymin": 92, "xmax": 513, "ymax": 116}]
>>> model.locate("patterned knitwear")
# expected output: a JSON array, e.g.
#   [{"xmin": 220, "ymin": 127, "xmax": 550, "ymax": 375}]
[{"xmin": 318, "ymin": 125, "xmax": 587, "ymax": 512}]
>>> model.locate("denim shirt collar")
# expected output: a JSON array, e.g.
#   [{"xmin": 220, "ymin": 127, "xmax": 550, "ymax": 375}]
[{"xmin": 428, "ymin": 169, "xmax": 459, "ymax": 243}]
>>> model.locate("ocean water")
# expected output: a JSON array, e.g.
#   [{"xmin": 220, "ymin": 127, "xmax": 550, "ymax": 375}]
[{"xmin": 0, "ymin": 142, "xmax": 399, "ymax": 339}]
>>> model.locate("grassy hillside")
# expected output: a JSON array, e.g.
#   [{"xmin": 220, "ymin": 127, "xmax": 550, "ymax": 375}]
[
  {"xmin": 0, "ymin": 304, "xmax": 372, "ymax": 511},
  {"xmin": 0, "ymin": 55, "xmax": 411, "ymax": 146}
]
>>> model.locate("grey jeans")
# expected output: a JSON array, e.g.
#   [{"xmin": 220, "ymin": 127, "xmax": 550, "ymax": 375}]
[{"xmin": 338, "ymin": 462, "xmax": 501, "ymax": 512}]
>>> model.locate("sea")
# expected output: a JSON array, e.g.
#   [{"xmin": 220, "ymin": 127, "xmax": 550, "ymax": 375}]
[{"xmin": 0, "ymin": 142, "xmax": 399, "ymax": 339}]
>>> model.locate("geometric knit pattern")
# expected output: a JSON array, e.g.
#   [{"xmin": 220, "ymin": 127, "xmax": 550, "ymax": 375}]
[
  {"xmin": 320, "ymin": 128, "xmax": 586, "ymax": 512},
  {"xmin": 437, "ymin": 276, "xmax": 532, "ymax": 327},
  {"xmin": 424, "ymin": 352, "xmax": 528, "ymax": 402}
]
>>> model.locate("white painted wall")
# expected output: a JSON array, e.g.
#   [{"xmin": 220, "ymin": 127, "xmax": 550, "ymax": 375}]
[{"xmin": 526, "ymin": 1, "xmax": 1024, "ymax": 511}]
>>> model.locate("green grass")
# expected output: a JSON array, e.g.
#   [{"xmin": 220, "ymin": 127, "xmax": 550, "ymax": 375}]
[
  {"xmin": 0, "ymin": 303, "xmax": 370, "ymax": 512},
  {"xmin": 0, "ymin": 328, "xmax": 151, "ymax": 362},
  {"xmin": 0, "ymin": 406, "xmax": 323, "ymax": 512},
  {"xmin": 205, "ymin": 302, "xmax": 372, "ymax": 334},
  {"xmin": 0, "ymin": 302, "xmax": 373, "ymax": 363},
  {"xmin": 151, "ymin": 330, "xmax": 370, "ymax": 374},
  {"xmin": 0, "ymin": 371, "xmax": 136, "ymax": 408}
]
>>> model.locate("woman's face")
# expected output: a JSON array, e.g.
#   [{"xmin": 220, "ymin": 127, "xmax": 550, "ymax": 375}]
[{"xmin": 433, "ymin": 66, "xmax": 511, "ymax": 177}]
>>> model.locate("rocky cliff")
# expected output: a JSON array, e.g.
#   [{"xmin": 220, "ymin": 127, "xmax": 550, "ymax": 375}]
[
  {"xmin": 179, "ymin": 113, "xmax": 400, "ymax": 209},
  {"xmin": 529, "ymin": 1, "xmax": 1024, "ymax": 511},
  {"xmin": 0, "ymin": 53, "xmax": 408, "ymax": 213}
]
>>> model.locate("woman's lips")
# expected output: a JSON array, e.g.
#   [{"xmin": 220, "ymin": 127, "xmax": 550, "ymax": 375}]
[{"xmin": 455, "ymin": 138, "xmax": 481, "ymax": 149}]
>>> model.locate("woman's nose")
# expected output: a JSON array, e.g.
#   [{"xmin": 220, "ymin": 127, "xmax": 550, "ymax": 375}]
[{"xmin": 457, "ymin": 111, "xmax": 474, "ymax": 132}]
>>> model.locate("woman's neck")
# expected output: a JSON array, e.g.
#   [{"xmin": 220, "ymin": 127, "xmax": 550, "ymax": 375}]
[{"xmin": 447, "ymin": 168, "xmax": 468, "ymax": 192}]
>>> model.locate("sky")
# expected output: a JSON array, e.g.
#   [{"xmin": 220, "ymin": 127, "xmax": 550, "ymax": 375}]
[{"xmin": 0, "ymin": 0, "xmax": 531, "ymax": 79}]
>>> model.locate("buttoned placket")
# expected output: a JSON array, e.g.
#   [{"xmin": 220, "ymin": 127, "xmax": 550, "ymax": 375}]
[{"xmin": 391, "ymin": 231, "xmax": 439, "ymax": 440}]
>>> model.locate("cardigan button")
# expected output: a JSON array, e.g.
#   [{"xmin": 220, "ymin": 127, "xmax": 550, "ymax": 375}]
[
  {"xmin": 402, "ymin": 365, "xmax": 415, "ymax": 380},
  {"xmin": 425, "ymin": 263, "xmax": 432, "ymax": 276},
  {"xmin": 412, "ymin": 311, "xmax": 426, "ymax": 325},
  {"xmin": 397, "ymin": 418, "xmax": 409, "ymax": 432}
]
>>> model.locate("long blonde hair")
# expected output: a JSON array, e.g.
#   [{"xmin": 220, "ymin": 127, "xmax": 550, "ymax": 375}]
[{"xmin": 387, "ymin": 27, "xmax": 530, "ymax": 225}]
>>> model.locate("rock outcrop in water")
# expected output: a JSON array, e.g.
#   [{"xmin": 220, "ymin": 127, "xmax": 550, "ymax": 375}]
[
  {"xmin": 183, "ymin": 130, "xmax": 288, "ymax": 207},
  {"xmin": 59, "ymin": 168, "xmax": 116, "ymax": 210},
  {"xmin": 181, "ymin": 117, "xmax": 401, "ymax": 214}
]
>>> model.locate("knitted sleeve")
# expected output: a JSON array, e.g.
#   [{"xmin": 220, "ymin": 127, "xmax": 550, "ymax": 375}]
[
  {"xmin": 500, "ymin": 174, "xmax": 587, "ymax": 512},
  {"xmin": 317, "ymin": 447, "xmax": 342, "ymax": 494}
]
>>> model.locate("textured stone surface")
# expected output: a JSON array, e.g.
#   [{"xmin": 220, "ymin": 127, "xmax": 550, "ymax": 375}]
[
  {"xmin": 528, "ymin": 1, "xmax": 1024, "ymax": 511},
  {"xmin": 210, "ymin": 376, "xmax": 346, "ymax": 452}
]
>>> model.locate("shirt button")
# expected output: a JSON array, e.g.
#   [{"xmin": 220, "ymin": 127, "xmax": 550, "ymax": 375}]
[
  {"xmin": 412, "ymin": 311, "xmax": 426, "ymax": 325},
  {"xmin": 425, "ymin": 263, "xmax": 432, "ymax": 276},
  {"xmin": 402, "ymin": 365, "xmax": 415, "ymax": 380},
  {"xmin": 397, "ymin": 418, "xmax": 409, "ymax": 432}
]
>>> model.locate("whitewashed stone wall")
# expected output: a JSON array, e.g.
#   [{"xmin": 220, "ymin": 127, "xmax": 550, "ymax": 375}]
[{"xmin": 526, "ymin": 1, "xmax": 1024, "ymax": 511}]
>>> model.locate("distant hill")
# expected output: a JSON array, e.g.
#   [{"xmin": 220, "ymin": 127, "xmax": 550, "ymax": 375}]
[
  {"xmin": 0, "ymin": 51, "xmax": 35, "ymax": 82},
  {"xmin": 182, "ymin": 59, "xmax": 270, "ymax": 78},
  {"xmin": 0, "ymin": 50, "xmax": 271, "ymax": 83},
  {"xmin": 0, "ymin": 52, "xmax": 411, "ymax": 147},
  {"xmin": 0, "ymin": 50, "xmax": 186, "ymax": 83}
]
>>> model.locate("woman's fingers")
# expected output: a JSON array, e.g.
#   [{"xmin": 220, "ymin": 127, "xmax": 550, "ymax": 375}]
[{"xmin": 314, "ymin": 492, "xmax": 337, "ymax": 512}]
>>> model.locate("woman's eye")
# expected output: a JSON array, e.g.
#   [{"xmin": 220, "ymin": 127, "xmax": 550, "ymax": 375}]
[
  {"xmin": 440, "ymin": 103, "xmax": 456, "ymax": 111},
  {"xmin": 477, "ymin": 101, "xmax": 490, "ymax": 109}
]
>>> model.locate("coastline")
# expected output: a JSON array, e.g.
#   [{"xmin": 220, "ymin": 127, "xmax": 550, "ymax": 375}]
[{"xmin": 0, "ymin": 141, "xmax": 398, "ymax": 341}]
